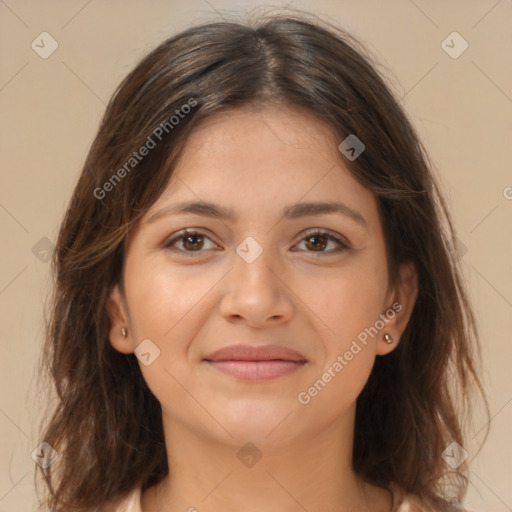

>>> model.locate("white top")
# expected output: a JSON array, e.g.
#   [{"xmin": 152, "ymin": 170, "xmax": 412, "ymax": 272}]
[{"xmin": 108, "ymin": 483, "xmax": 470, "ymax": 511}]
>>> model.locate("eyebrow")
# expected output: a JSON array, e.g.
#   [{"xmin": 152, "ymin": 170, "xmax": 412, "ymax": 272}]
[{"xmin": 146, "ymin": 200, "xmax": 367, "ymax": 227}]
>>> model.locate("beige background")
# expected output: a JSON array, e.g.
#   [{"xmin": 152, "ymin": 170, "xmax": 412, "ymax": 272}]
[{"xmin": 0, "ymin": 0, "xmax": 511, "ymax": 510}]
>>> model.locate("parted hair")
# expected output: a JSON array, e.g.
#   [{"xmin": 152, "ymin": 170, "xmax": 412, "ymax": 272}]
[{"xmin": 36, "ymin": 9, "xmax": 488, "ymax": 511}]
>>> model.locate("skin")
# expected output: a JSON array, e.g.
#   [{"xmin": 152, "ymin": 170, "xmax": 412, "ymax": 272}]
[{"xmin": 107, "ymin": 104, "xmax": 418, "ymax": 512}]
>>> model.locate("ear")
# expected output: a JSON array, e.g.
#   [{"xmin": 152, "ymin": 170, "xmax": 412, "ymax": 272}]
[
  {"xmin": 376, "ymin": 261, "xmax": 418, "ymax": 356},
  {"xmin": 106, "ymin": 284, "xmax": 134, "ymax": 354}
]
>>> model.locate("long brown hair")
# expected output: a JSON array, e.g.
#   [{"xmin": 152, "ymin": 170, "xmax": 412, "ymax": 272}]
[{"xmin": 36, "ymin": 9, "xmax": 488, "ymax": 511}]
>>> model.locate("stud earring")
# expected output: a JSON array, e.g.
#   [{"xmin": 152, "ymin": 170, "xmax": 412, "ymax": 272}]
[
  {"xmin": 121, "ymin": 327, "xmax": 128, "ymax": 338},
  {"xmin": 383, "ymin": 333, "xmax": 393, "ymax": 344}
]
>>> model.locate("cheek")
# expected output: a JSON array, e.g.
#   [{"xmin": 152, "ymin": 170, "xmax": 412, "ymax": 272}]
[
  {"xmin": 297, "ymin": 266, "xmax": 384, "ymax": 415},
  {"xmin": 124, "ymin": 262, "xmax": 208, "ymax": 414},
  {"xmin": 297, "ymin": 347, "xmax": 375, "ymax": 422},
  {"xmin": 309, "ymin": 256, "xmax": 388, "ymax": 346},
  {"xmin": 123, "ymin": 257, "xmax": 225, "ymax": 403},
  {"xmin": 125, "ymin": 257, "xmax": 216, "ymax": 341},
  {"xmin": 302, "ymin": 253, "xmax": 387, "ymax": 400}
]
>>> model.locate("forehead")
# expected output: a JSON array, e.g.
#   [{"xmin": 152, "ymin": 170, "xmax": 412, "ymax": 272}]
[
  {"xmin": 173, "ymin": 104, "xmax": 341, "ymax": 181},
  {"xmin": 144, "ymin": 104, "xmax": 378, "ymax": 226}
]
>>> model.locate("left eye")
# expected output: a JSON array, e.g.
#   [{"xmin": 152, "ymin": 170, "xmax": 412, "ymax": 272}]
[
  {"xmin": 294, "ymin": 229, "xmax": 350, "ymax": 255},
  {"xmin": 163, "ymin": 229, "xmax": 349, "ymax": 257}
]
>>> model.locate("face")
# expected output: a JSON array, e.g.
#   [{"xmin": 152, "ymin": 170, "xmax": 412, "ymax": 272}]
[{"xmin": 108, "ymin": 104, "xmax": 417, "ymax": 450}]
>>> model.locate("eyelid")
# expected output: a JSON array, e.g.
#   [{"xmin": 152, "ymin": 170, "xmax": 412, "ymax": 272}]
[
  {"xmin": 162, "ymin": 228, "xmax": 220, "ymax": 256},
  {"xmin": 290, "ymin": 229, "xmax": 351, "ymax": 257},
  {"xmin": 297, "ymin": 227, "xmax": 351, "ymax": 249}
]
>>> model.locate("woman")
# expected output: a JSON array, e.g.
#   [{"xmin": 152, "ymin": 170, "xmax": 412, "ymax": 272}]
[{"xmin": 37, "ymin": 10, "xmax": 488, "ymax": 512}]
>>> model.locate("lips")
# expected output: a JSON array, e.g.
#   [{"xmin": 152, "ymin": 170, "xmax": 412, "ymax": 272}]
[
  {"xmin": 203, "ymin": 344, "xmax": 307, "ymax": 381},
  {"xmin": 203, "ymin": 344, "xmax": 306, "ymax": 362}
]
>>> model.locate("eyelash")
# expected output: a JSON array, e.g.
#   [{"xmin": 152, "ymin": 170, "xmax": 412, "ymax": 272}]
[{"xmin": 162, "ymin": 228, "xmax": 350, "ymax": 258}]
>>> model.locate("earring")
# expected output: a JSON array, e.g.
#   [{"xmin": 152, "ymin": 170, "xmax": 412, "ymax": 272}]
[
  {"xmin": 383, "ymin": 333, "xmax": 393, "ymax": 344},
  {"xmin": 121, "ymin": 327, "xmax": 128, "ymax": 338}
]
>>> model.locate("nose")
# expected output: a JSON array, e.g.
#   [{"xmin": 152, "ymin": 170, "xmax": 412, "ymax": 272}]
[{"xmin": 218, "ymin": 242, "xmax": 295, "ymax": 328}]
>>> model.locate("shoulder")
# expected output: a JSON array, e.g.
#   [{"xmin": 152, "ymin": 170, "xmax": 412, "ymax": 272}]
[
  {"xmin": 389, "ymin": 482, "xmax": 474, "ymax": 512},
  {"xmin": 101, "ymin": 487, "xmax": 142, "ymax": 512}
]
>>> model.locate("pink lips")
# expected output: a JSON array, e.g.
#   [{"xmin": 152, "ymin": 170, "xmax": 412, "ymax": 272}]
[{"xmin": 204, "ymin": 344, "xmax": 307, "ymax": 381}]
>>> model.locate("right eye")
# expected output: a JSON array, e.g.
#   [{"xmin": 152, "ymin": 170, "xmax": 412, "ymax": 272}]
[{"xmin": 163, "ymin": 229, "xmax": 220, "ymax": 257}]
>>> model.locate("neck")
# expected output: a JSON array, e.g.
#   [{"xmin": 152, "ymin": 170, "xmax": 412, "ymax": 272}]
[{"xmin": 141, "ymin": 404, "xmax": 392, "ymax": 512}]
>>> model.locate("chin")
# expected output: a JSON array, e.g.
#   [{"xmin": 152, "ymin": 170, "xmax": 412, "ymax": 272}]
[{"xmin": 223, "ymin": 404, "xmax": 314, "ymax": 448}]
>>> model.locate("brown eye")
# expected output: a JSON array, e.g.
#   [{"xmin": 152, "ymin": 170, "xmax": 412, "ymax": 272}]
[
  {"xmin": 295, "ymin": 229, "xmax": 350, "ymax": 255},
  {"xmin": 304, "ymin": 234, "xmax": 328, "ymax": 252},
  {"xmin": 182, "ymin": 233, "xmax": 205, "ymax": 251},
  {"xmin": 164, "ymin": 229, "xmax": 218, "ymax": 256}
]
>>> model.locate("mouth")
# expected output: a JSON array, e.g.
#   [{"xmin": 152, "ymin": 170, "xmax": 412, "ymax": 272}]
[
  {"xmin": 205, "ymin": 360, "xmax": 307, "ymax": 381},
  {"xmin": 203, "ymin": 344, "xmax": 307, "ymax": 381}
]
